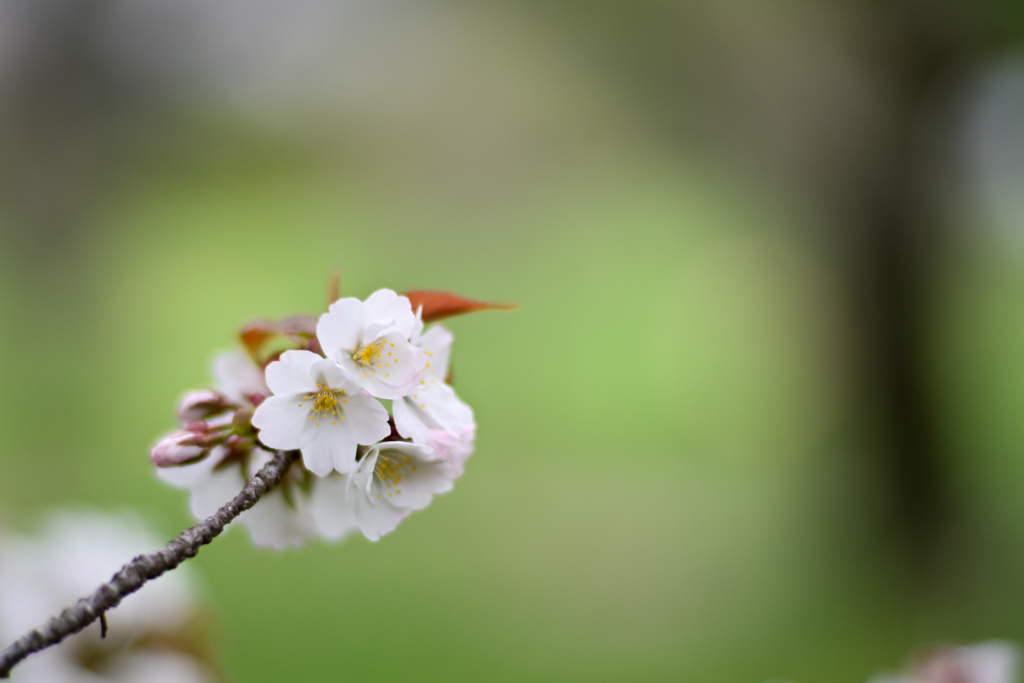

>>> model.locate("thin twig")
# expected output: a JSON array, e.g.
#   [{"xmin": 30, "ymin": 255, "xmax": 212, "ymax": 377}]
[{"xmin": 0, "ymin": 449, "xmax": 299, "ymax": 679}]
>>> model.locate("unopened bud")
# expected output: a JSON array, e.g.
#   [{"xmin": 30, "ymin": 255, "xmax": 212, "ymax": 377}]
[
  {"xmin": 151, "ymin": 431, "xmax": 210, "ymax": 467},
  {"xmin": 178, "ymin": 390, "xmax": 234, "ymax": 422}
]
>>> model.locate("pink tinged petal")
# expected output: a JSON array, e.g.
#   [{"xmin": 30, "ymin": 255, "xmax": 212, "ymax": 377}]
[
  {"xmin": 424, "ymin": 427, "xmax": 476, "ymax": 478},
  {"xmin": 251, "ymin": 394, "xmax": 308, "ymax": 450},
  {"xmin": 365, "ymin": 288, "xmax": 416, "ymax": 338},
  {"xmin": 425, "ymin": 430, "xmax": 460, "ymax": 460},
  {"xmin": 213, "ymin": 349, "xmax": 268, "ymax": 400},
  {"xmin": 309, "ymin": 474, "xmax": 359, "ymax": 540},
  {"xmin": 299, "ymin": 418, "xmax": 359, "ymax": 475},
  {"xmin": 264, "ymin": 350, "xmax": 322, "ymax": 396},
  {"xmin": 417, "ymin": 325, "xmax": 453, "ymax": 379},
  {"xmin": 432, "ymin": 424, "xmax": 476, "ymax": 478},
  {"xmin": 151, "ymin": 432, "xmax": 207, "ymax": 467},
  {"xmin": 318, "ymin": 298, "xmax": 369, "ymax": 363},
  {"xmin": 339, "ymin": 392, "xmax": 392, "ymax": 445}
]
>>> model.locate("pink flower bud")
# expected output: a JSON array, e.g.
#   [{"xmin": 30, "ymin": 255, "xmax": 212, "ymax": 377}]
[
  {"xmin": 178, "ymin": 390, "xmax": 232, "ymax": 423},
  {"xmin": 151, "ymin": 431, "xmax": 209, "ymax": 468}
]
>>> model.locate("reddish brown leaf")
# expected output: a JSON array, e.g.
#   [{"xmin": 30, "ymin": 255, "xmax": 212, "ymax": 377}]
[
  {"xmin": 238, "ymin": 316, "xmax": 318, "ymax": 366},
  {"xmin": 238, "ymin": 322, "xmax": 277, "ymax": 360},
  {"xmin": 404, "ymin": 290, "xmax": 517, "ymax": 323}
]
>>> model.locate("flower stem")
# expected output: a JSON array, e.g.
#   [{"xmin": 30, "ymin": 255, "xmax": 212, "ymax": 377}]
[{"xmin": 0, "ymin": 449, "xmax": 300, "ymax": 679}]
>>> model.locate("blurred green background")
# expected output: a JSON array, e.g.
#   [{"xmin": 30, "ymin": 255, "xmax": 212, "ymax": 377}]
[{"xmin": 5, "ymin": 1, "xmax": 1024, "ymax": 681}]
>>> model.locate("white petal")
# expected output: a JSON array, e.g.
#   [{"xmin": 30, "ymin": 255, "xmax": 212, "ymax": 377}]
[
  {"xmin": 309, "ymin": 474, "xmax": 359, "ymax": 540},
  {"xmin": 964, "ymin": 642, "xmax": 1020, "ymax": 679},
  {"xmin": 365, "ymin": 288, "xmax": 416, "ymax": 339},
  {"xmin": 189, "ymin": 465, "xmax": 247, "ymax": 519},
  {"xmin": 340, "ymin": 392, "xmax": 392, "ymax": 445},
  {"xmin": 213, "ymin": 349, "xmax": 267, "ymax": 400},
  {"xmin": 299, "ymin": 419, "xmax": 359, "ymax": 475},
  {"xmin": 409, "ymin": 307, "xmax": 425, "ymax": 345},
  {"xmin": 354, "ymin": 333, "xmax": 424, "ymax": 399},
  {"xmin": 318, "ymin": 298, "xmax": 368, "ymax": 362},
  {"xmin": 372, "ymin": 442, "xmax": 453, "ymax": 511},
  {"xmin": 264, "ymin": 350, "xmax": 321, "ymax": 396},
  {"xmin": 363, "ymin": 319, "xmax": 395, "ymax": 342},
  {"xmin": 395, "ymin": 382, "xmax": 473, "ymax": 442},
  {"xmin": 353, "ymin": 494, "xmax": 409, "ymax": 542},
  {"xmin": 238, "ymin": 487, "xmax": 314, "ymax": 550},
  {"xmin": 425, "ymin": 382, "xmax": 474, "ymax": 430},
  {"xmin": 312, "ymin": 357, "xmax": 354, "ymax": 389},
  {"xmin": 392, "ymin": 395, "xmax": 431, "ymax": 444},
  {"xmin": 156, "ymin": 445, "xmax": 223, "ymax": 488},
  {"xmin": 100, "ymin": 650, "xmax": 213, "ymax": 683},
  {"xmin": 418, "ymin": 325, "xmax": 453, "ymax": 379},
  {"xmin": 251, "ymin": 394, "xmax": 307, "ymax": 450}
]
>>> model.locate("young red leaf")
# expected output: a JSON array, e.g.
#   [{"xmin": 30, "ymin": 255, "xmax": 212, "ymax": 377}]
[
  {"xmin": 238, "ymin": 316, "xmax": 318, "ymax": 366},
  {"xmin": 404, "ymin": 290, "xmax": 517, "ymax": 324}
]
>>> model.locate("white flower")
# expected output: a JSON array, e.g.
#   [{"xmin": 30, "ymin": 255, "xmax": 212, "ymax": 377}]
[
  {"xmin": 393, "ymin": 323, "xmax": 474, "ymax": 444},
  {"xmin": 310, "ymin": 441, "xmax": 455, "ymax": 542},
  {"xmin": 0, "ymin": 510, "xmax": 215, "ymax": 683},
  {"xmin": 316, "ymin": 289, "xmax": 424, "ymax": 399},
  {"xmin": 251, "ymin": 349, "xmax": 390, "ymax": 476},
  {"xmin": 869, "ymin": 641, "xmax": 1020, "ymax": 683}
]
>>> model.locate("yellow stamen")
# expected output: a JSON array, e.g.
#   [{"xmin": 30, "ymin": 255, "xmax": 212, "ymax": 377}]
[
  {"xmin": 351, "ymin": 339, "xmax": 386, "ymax": 367},
  {"xmin": 308, "ymin": 383, "xmax": 343, "ymax": 427}
]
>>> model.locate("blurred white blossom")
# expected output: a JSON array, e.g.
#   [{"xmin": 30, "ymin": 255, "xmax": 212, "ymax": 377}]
[
  {"xmin": 869, "ymin": 641, "xmax": 1019, "ymax": 683},
  {"xmin": 0, "ymin": 510, "xmax": 218, "ymax": 683}
]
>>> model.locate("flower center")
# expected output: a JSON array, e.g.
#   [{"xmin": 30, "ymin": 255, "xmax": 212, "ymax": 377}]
[
  {"xmin": 351, "ymin": 340, "xmax": 385, "ymax": 367},
  {"xmin": 301, "ymin": 384, "xmax": 346, "ymax": 426},
  {"xmin": 374, "ymin": 453, "xmax": 414, "ymax": 496}
]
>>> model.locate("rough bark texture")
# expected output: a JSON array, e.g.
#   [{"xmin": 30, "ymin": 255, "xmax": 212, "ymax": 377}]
[{"xmin": 0, "ymin": 449, "xmax": 299, "ymax": 679}]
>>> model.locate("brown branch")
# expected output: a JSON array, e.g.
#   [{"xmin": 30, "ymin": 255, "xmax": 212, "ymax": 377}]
[{"xmin": 0, "ymin": 449, "xmax": 300, "ymax": 679}]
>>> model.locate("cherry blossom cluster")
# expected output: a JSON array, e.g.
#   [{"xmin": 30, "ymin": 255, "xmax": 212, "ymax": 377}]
[{"xmin": 151, "ymin": 289, "xmax": 480, "ymax": 549}]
